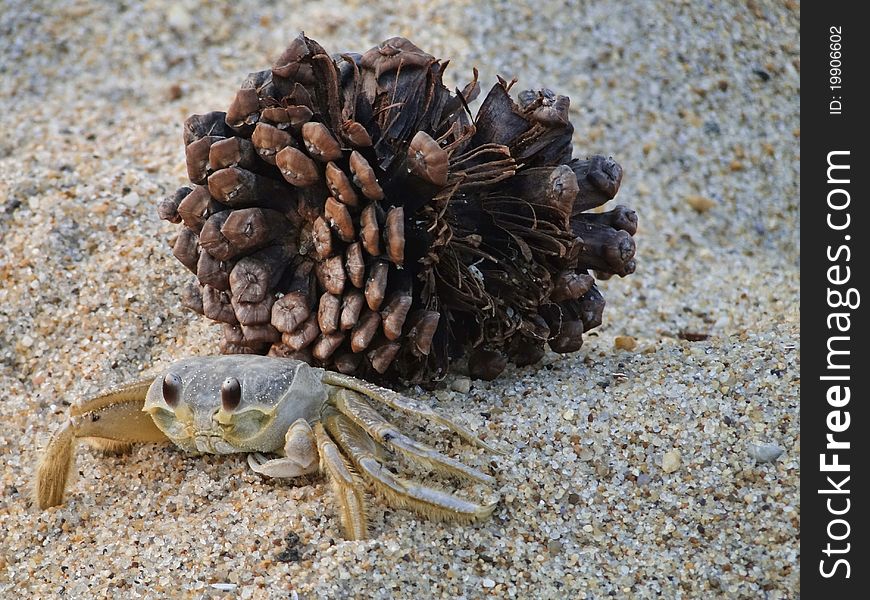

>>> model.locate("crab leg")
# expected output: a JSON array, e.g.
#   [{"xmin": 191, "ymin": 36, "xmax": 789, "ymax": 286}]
[
  {"xmin": 329, "ymin": 388, "xmax": 494, "ymax": 485},
  {"xmin": 312, "ymin": 422, "xmax": 368, "ymax": 540},
  {"xmin": 35, "ymin": 379, "xmax": 168, "ymax": 509},
  {"xmin": 320, "ymin": 371, "xmax": 502, "ymax": 454},
  {"xmin": 324, "ymin": 413, "xmax": 496, "ymax": 523}
]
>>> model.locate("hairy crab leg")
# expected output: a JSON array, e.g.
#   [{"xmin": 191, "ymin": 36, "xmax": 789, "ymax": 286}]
[
  {"xmin": 35, "ymin": 379, "xmax": 169, "ymax": 509},
  {"xmin": 324, "ymin": 413, "xmax": 497, "ymax": 523},
  {"xmin": 320, "ymin": 371, "xmax": 503, "ymax": 454},
  {"xmin": 329, "ymin": 388, "xmax": 494, "ymax": 485},
  {"xmin": 312, "ymin": 422, "xmax": 368, "ymax": 540}
]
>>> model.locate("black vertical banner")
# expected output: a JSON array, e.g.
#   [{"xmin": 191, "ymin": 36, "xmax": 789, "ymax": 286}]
[{"xmin": 802, "ymin": 5, "xmax": 869, "ymax": 597}]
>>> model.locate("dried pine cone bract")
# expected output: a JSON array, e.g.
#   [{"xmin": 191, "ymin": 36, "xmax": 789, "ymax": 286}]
[{"xmin": 159, "ymin": 34, "xmax": 638, "ymax": 384}]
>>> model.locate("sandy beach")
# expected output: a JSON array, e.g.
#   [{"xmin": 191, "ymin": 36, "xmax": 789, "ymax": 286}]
[{"xmin": 0, "ymin": 0, "xmax": 800, "ymax": 597}]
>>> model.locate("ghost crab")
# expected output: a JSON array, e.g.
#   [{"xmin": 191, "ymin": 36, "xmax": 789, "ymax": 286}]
[{"xmin": 36, "ymin": 355, "xmax": 499, "ymax": 539}]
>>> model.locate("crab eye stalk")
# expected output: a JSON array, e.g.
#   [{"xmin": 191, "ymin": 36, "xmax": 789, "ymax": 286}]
[
  {"xmin": 163, "ymin": 373, "xmax": 182, "ymax": 407},
  {"xmin": 221, "ymin": 377, "xmax": 241, "ymax": 411}
]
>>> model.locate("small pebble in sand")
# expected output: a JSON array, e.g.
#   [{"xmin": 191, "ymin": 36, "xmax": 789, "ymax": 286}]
[
  {"xmin": 210, "ymin": 583, "xmax": 237, "ymax": 591},
  {"xmin": 167, "ymin": 5, "xmax": 193, "ymax": 29},
  {"xmin": 747, "ymin": 442, "xmax": 784, "ymax": 463},
  {"xmin": 614, "ymin": 335, "xmax": 637, "ymax": 351},
  {"xmin": 662, "ymin": 450, "xmax": 682, "ymax": 473},
  {"xmin": 450, "ymin": 376, "xmax": 472, "ymax": 394},
  {"xmin": 120, "ymin": 192, "xmax": 140, "ymax": 207},
  {"xmin": 686, "ymin": 195, "xmax": 717, "ymax": 213}
]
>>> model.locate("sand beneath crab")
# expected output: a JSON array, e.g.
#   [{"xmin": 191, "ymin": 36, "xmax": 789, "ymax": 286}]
[{"xmin": 0, "ymin": 1, "xmax": 799, "ymax": 598}]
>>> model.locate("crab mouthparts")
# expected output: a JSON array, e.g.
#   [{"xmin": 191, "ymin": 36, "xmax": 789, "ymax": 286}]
[{"xmin": 194, "ymin": 433, "xmax": 236, "ymax": 454}]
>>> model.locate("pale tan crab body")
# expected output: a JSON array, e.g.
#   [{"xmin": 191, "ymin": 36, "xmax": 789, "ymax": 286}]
[
  {"xmin": 143, "ymin": 356, "xmax": 327, "ymax": 455},
  {"xmin": 35, "ymin": 356, "xmax": 499, "ymax": 540}
]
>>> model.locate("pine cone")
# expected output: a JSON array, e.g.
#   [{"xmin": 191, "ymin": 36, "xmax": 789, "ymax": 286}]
[{"xmin": 159, "ymin": 34, "xmax": 638, "ymax": 384}]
